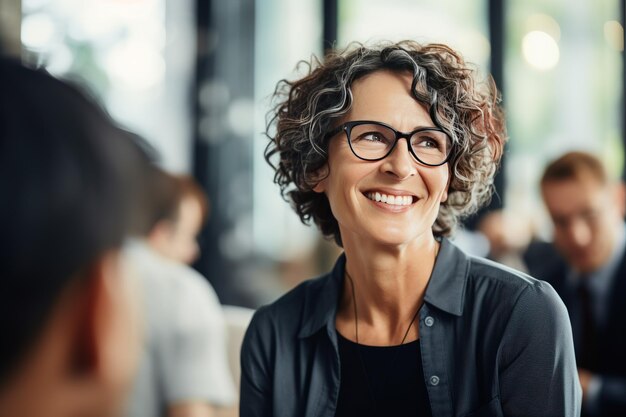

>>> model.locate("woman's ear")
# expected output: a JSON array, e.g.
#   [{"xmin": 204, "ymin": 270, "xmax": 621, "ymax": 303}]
[
  {"xmin": 313, "ymin": 181, "xmax": 325, "ymax": 193},
  {"xmin": 311, "ymin": 164, "xmax": 329, "ymax": 193}
]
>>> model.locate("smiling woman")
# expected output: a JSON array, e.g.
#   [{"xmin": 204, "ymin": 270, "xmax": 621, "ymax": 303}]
[
  {"xmin": 267, "ymin": 42, "xmax": 505, "ymax": 244},
  {"xmin": 313, "ymin": 71, "xmax": 452, "ymax": 250},
  {"xmin": 241, "ymin": 41, "xmax": 582, "ymax": 417}
]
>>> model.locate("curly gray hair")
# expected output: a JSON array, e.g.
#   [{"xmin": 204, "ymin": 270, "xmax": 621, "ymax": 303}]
[{"xmin": 265, "ymin": 41, "xmax": 506, "ymax": 246}]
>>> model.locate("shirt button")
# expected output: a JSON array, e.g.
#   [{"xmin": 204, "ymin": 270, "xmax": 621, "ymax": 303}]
[
  {"xmin": 429, "ymin": 375, "xmax": 440, "ymax": 386},
  {"xmin": 424, "ymin": 316, "xmax": 435, "ymax": 327}
]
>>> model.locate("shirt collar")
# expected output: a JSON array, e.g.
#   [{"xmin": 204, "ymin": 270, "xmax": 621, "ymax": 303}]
[
  {"xmin": 297, "ymin": 238, "xmax": 470, "ymax": 338},
  {"xmin": 424, "ymin": 238, "xmax": 470, "ymax": 316}
]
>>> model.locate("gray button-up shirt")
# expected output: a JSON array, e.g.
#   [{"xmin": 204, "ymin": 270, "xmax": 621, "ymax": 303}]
[{"xmin": 240, "ymin": 238, "xmax": 581, "ymax": 417}]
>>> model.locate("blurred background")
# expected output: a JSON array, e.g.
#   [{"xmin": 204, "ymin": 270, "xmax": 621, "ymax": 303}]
[{"xmin": 0, "ymin": 0, "xmax": 623, "ymax": 308}]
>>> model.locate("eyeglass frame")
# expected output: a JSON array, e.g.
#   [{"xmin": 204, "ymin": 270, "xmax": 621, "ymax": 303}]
[{"xmin": 325, "ymin": 120, "xmax": 454, "ymax": 167}]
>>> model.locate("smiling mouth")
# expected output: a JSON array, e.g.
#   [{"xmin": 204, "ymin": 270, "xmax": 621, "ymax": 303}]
[{"xmin": 365, "ymin": 192, "xmax": 415, "ymax": 206}]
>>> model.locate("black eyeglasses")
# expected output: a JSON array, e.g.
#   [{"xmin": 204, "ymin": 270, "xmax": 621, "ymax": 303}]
[{"xmin": 326, "ymin": 120, "xmax": 453, "ymax": 167}]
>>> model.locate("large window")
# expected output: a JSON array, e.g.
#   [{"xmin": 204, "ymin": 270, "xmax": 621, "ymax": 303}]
[
  {"xmin": 21, "ymin": 0, "xmax": 195, "ymax": 172},
  {"xmin": 504, "ymin": 0, "xmax": 623, "ymax": 236}
]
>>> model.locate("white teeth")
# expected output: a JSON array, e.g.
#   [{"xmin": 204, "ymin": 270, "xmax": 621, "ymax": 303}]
[{"xmin": 366, "ymin": 192, "xmax": 413, "ymax": 206}]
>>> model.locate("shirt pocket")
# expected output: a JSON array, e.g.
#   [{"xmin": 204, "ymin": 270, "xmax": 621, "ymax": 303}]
[{"xmin": 462, "ymin": 396, "xmax": 503, "ymax": 417}]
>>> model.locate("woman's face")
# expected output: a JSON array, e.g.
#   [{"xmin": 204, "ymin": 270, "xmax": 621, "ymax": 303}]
[{"xmin": 314, "ymin": 70, "xmax": 450, "ymax": 248}]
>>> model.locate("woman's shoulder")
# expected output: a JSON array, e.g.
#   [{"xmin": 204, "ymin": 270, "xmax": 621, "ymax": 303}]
[
  {"xmin": 466, "ymin": 258, "xmax": 575, "ymax": 363},
  {"xmin": 468, "ymin": 255, "xmax": 551, "ymax": 290},
  {"xmin": 246, "ymin": 271, "xmax": 338, "ymax": 333},
  {"xmin": 466, "ymin": 255, "xmax": 565, "ymax": 314}
]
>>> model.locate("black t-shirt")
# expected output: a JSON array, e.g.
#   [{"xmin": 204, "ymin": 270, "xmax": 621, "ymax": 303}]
[{"xmin": 335, "ymin": 331, "xmax": 432, "ymax": 417}]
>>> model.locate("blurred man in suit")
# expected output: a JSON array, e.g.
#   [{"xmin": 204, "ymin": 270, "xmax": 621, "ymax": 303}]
[
  {"xmin": 539, "ymin": 151, "xmax": 626, "ymax": 417},
  {"xmin": 0, "ymin": 58, "xmax": 149, "ymax": 417}
]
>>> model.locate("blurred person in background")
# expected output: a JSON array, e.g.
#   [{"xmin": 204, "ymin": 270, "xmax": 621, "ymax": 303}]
[
  {"xmin": 124, "ymin": 169, "xmax": 236, "ymax": 417},
  {"xmin": 240, "ymin": 41, "xmax": 580, "ymax": 417},
  {"xmin": 0, "ymin": 58, "xmax": 149, "ymax": 417},
  {"xmin": 475, "ymin": 209, "xmax": 533, "ymax": 272},
  {"xmin": 538, "ymin": 151, "xmax": 626, "ymax": 417},
  {"xmin": 147, "ymin": 174, "xmax": 208, "ymax": 265}
]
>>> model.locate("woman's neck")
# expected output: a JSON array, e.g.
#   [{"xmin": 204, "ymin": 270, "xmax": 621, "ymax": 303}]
[{"xmin": 336, "ymin": 234, "xmax": 440, "ymax": 345}]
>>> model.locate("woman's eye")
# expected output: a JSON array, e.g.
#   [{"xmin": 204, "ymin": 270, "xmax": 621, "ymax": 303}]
[
  {"xmin": 360, "ymin": 133, "xmax": 385, "ymax": 142},
  {"xmin": 415, "ymin": 136, "xmax": 440, "ymax": 149}
]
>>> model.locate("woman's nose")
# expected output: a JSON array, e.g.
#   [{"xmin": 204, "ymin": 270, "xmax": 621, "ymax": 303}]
[{"xmin": 380, "ymin": 138, "xmax": 417, "ymax": 180}]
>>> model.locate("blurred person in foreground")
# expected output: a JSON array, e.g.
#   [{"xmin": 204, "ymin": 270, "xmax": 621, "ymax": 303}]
[
  {"xmin": 124, "ymin": 170, "xmax": 235, "ymax": 417},
  {"xmin": 538, "ymin": 151, "xmax": 626, "ymax": 417},
  {"xmin": 240, "ymin": 41, "xmax": 581, "ymax": 417},
  {"xmin": 0, "ymin": 58, "xmax": 148, "ymax": 417}
]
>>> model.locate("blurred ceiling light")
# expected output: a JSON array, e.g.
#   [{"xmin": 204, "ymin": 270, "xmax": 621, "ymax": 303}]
[
  {"xmin": 104, "ymin": 39, "xmax": 165, "ymax": 90},
  {"xmin": 227, "ymin": 98, "xmax": 255, "ymax": 138},
  {"xmin": 21, "ymin": 13, "xmax": 57, "ymax": 49},
  {"xmin": 199, "ymin": 80, "xmax": 230, "ymax": 111},
  {"xmin": 604, "ymin": 20, "xmax": 624, "ymax": 51},
  {"xmin": 525, "ymin": 13, "xmax": 561, "ymax": 41},
  {"xmin": 522, "ymin": 30, "xmax": 560, "ymax": 71},
  {"xmin": 199, "ymin": 115, "xmax": 225, "ymax": 144}
]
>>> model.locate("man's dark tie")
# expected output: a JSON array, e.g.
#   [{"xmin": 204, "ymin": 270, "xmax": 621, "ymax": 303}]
[{"xmin": 577, "ymin": 281, "xmax": 599, "ymax": 370}]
